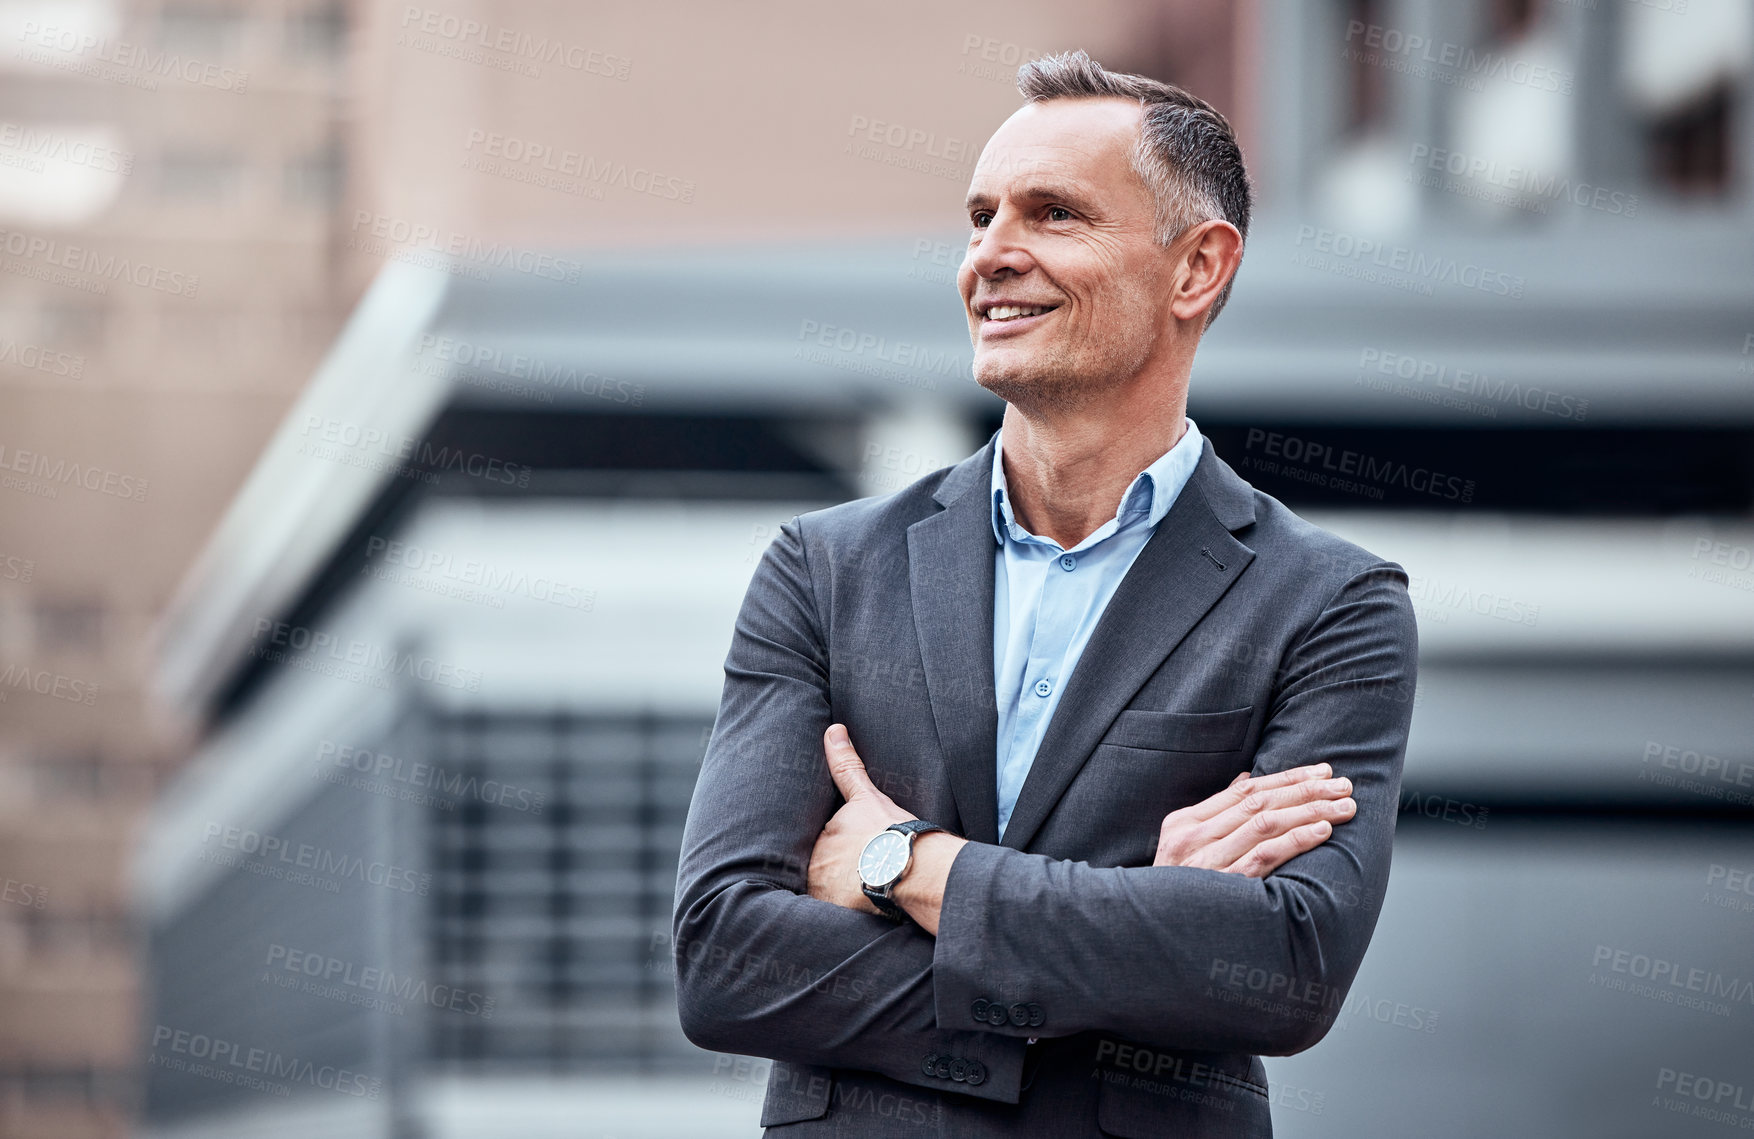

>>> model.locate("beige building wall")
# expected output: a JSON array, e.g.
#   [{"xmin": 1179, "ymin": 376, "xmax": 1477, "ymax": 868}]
[
  {"xmin": 343, "ymin": 0, "xmax": 1251, "ymax": 257},
  {"xmin": 0, "ymin": 2, "xmax": 358, "ymax": 1136}
]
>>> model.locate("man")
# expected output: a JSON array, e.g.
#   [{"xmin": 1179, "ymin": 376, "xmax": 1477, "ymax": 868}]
[{"xmin": 674, "ymin": 50, "xmax": 1416, "ymax": 1137}]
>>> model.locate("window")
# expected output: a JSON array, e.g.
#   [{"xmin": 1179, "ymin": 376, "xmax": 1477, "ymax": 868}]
[
  {"xmin": 1621, "ymin": 0, "xmax": 1750, "ymax": 198},
  {"xmin": 285, "ymin": 0, "xmax": 347, "ymax": 63},
  {"xmin": 157, "ymin": 150, "xmax": 243, "ymax": 203},
  {"xmin": 1486, "ymin": 0, "xmax": 1538, "ymax": 41},
  {"xmin": 428, "ymin": 711, "xmax": 708, "ymax": 1073},
  {"xmin": 1341, "ymin": 0, "xmax": 1386, "ymax": 135},
  {"xmin": 157, "ymin": 5, "xmax": 245, "ymax": 58},
  {"xmin": 36, "ymin": 302, "xmax": 105, "ymax": 348},
  {"xmin": 284, "ymin": 140, "xmax": 345, "ymax": 207},
  {"xmin": 1646, "ymin": 81, "xmax": 1734, "ymax": 195},
  {"xmin": 22, "ymin": 906, "xmax": 135, "ymax": 956},
  {"xmin": 32, "ymin": 754, "xmax": 163, "ymax": 801},
  {"xmin": 33, "ymin": 598, "xmax": 102, "ymax": 653},
  {"xmin": 0, "ymin": 1066, "xmax": 136, "ymax": 1113}
]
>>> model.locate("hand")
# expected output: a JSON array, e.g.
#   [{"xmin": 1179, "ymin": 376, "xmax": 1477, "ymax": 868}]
[
  {"xmin": 1154, "ymin": 764, "xmax": 1355, "ymax": 877},
  {"xmin": 806, "ymin": 724, "xmax": 915, "ymax": 914}
]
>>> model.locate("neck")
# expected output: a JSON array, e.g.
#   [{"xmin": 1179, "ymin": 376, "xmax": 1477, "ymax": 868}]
[{"xmin": 999, "ymin": 384, "xmax": 1189, "ymax": 550}]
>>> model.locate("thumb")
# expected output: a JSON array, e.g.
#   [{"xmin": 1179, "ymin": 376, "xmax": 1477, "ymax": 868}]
[{"xmin": 823, "ymin": 724, "xmax": 877, "ymax": 800}]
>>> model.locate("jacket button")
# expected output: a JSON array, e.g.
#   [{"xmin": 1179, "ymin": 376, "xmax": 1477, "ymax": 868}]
[
  {"xmin": 922, "ymin": 1052, "xmax": 939, "ymax": 1077},
  {"xmin": 934, "ymin": 1055, "xmax": 953, "ymax": 1080},
  {"xmin": 1008, "ymin": 1003, "xmax": 1030, "ymax": 1026},
  {"xmin": 971, "ymin": 998, "xmax": 990, "ymax": 1022},
  {"xmin": 1028, "ymin": 1003, "xmax": 1044, "ymax": 1027},
  {"xmin": 965, "ymin": 1059, "xmax": 987, "ymax": 1086},
  {"xmin": 950, "ymin": 1058, "xmax": 968, "ymax": 1082},
  {"xmin": 986, "ymin": 1004, "xmax": 1007, "ymax": 1026}
]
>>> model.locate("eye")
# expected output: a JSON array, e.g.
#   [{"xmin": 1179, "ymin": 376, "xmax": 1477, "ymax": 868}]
[
  {"xmin": 1047, "ymin": 206, "xmax": 1072, "ymax": 221},
  {"xmin": 972, "ymin": 211, "xmax": 993, "ymax": 228}
]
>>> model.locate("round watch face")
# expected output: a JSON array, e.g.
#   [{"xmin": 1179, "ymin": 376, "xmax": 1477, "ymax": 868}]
[{"xmin": 859, "ymin": 829, "xmax": 911, "ymax": 889}]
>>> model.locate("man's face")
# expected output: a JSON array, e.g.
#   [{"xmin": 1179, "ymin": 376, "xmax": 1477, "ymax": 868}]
[{"xmin": 957, "ymin": 97, "xmax": 1176, "ymax": 413}]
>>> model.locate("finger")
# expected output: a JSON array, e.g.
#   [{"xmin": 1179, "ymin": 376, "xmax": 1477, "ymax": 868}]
[
  {"xmin": 1181, "ymin": 763, "xmax": 1335, "ymax": 824},
  {"xmin": 1236, "ymin": 764, "xmax": 1335, "ymax": 795},
  {"xmin": 1223, "ymin": 820, "xmax": 1335, "ymax": 878},
  {"xmin": 823, "ymin": 724, "xmax": 878, "ymax": 801},
  {"xmin": 1158, "ymin": 790, "xmax": 1351, "ymax": 869},
  {"xmin": 1203, "ymin": 796, "xmax": 1354, "ymax": 870},
  {"xmin": 1181, "ymin": 764, "xmax": 1332, "ymax": 823},
  {"xmin": 1196, "ymin": 781, "xmax": 1353, "ymax": 855},
  {"xmin": 1199, "ymin": 777, "xmax": 1353, "ymax": 840}
]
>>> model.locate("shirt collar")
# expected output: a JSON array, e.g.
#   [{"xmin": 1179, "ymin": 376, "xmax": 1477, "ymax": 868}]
[{"xmin": 990, "ymin": 417, "xmax": 1204, "ymax": 549}]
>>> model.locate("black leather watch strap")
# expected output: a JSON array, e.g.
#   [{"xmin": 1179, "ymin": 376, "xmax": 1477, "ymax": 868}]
[
  {"xmin": 862, "ymin": 820, "xmax": 947, "ymax": 921},
  {"xmin": 867, "ymin": 888, "xmax": 907, "ymax": 921}
]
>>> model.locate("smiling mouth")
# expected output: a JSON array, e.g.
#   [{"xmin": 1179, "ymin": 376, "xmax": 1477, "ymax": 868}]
[{"xmin": 980, "ymin": 304, "xmax": 1058, "ymax": 323}]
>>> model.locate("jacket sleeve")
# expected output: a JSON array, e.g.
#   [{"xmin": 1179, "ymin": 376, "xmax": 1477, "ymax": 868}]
[
  {"xmin": 671, "ymin": 517, "xmax": 1029, "ymax": 1102},
  {"xmin": 930, "ymin": 563, "xmax": 1418, "ymax": 1056}
]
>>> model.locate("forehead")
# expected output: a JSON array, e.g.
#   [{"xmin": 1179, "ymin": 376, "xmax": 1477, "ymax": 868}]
[{"xmin": 966, "ymin": 97, "xmax": 1144, "ymax": 202}]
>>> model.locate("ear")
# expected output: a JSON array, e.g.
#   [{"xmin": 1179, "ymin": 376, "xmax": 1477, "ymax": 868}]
[{"xmin": 1168, "ymin": 219, "xmax": 1244, "ymax": 328}]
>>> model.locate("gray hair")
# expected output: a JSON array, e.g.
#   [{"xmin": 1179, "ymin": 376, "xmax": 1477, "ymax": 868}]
[{"xmin": 1017, "ymin": 50, "xmax": 1252, "ymax": 327}]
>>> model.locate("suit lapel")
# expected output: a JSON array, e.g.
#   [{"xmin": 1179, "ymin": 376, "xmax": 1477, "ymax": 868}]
[
  {"xmin": 908, "ymin": 438, "xmax": 1001, "ymax": 845},
  {"xmin": 997, "ymin": 442, "xmax": 1258, "ymax": 853}
]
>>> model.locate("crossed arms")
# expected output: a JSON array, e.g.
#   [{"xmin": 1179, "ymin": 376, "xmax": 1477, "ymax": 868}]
[
  {"xmin": 672, "ymin": 520, "xmax": 1418, "ymax": 1104},
  {"xmin": 805, "ymin": 727, "xmax": 1360, "ymax": 936}
]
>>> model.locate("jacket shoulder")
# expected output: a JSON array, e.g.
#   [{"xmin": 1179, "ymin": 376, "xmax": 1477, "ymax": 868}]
[
  {"xmin": 788, "ymin": 452, "xmax": 979, "ymax": 563},
  {"xmin": 1239, "ymin": 486, "xmax": 1408, "ymax": 592},
  {"xmin": 795, "ymin": 469, "xmax": 950, "ymax": 538}
]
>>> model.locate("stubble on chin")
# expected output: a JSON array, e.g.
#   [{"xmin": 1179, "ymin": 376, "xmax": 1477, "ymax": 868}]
[
  {"xmin": 973, "ymin": 336, "xmax": 1150, "ymax": 416},
  {"xmin": 978, "ymin": 360, "xmax": 1088, "ymax": 415}
]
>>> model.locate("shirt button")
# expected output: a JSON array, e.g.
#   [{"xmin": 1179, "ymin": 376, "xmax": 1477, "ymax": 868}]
[
  {"xmin": 966, "ymin": 1060, "xmax": 987, "ymax": 1086},
  {"xmin": 922, "ymin": 1052, "xmax": 939, "ymax": 1077},
  {"xmin": 1034, "ymin": 678, "xmax": 1053, "ymax": 698},
  {"xmin": 1009, "ymin": 1003, "xmax": 1030, "ymax": 1027},
  {"xmin": 971, "ymin": 998, "xmax": 990, "ymax": 1023},
  {"xmin": 1059, "ymin": 554, "xmax": 1076, "ymax": 571}
]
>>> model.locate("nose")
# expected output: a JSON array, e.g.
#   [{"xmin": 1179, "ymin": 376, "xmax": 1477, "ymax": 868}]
[{"xmin": 965, "ymin": 207, "xmax": 1036, "ymax": 281}]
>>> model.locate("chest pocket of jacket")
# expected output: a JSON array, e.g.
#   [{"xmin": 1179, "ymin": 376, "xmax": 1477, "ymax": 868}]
[{"xmin": 1101, "ymin": 706, "xmax": 1253, "ymax": 753}]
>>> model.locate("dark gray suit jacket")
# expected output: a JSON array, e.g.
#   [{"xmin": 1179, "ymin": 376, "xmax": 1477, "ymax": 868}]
[{"xmin": 673, "ymin": 434, "xmax": 1418, "ymax": 1137}]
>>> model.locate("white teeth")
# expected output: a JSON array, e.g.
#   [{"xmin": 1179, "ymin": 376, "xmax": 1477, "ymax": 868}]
[{"xmin": 984, "ymin": 304, "xmax": 1052, "ymax": 321}]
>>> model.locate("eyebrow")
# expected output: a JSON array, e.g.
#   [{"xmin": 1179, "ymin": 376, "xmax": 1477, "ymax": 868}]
[{"xmin": 964, "ymin": 181, "xmax": 1093, "ymax": 213}]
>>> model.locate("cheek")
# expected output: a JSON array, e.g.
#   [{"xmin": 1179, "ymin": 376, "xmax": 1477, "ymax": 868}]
[
  {"xmin": 1095, "ymin": 277, "xmax": 1159, "ymax": 330},
  {"xmin": 1048, "ymin": 246, "xmax": 1132, "ymax": 327}
]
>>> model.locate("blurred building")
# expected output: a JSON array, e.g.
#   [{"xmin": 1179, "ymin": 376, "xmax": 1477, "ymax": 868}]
[
  {"xmin": 0, "ymin": 2, "xmax": 361, "ymax": 1136},
  {"xmin": 133, "ymin": 248, "xmax": 988, "ymax": 1138}
]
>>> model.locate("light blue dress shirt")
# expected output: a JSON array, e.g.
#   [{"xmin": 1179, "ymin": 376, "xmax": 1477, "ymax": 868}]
[{"xmin": 990, "ymin": 418, "xmax": 1205, "ymax": 840}]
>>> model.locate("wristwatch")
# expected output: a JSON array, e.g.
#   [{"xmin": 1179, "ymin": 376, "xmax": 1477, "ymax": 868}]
[{"xmin": 858, "ymin": 820, "xmax": 946, "ymax": 921}]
